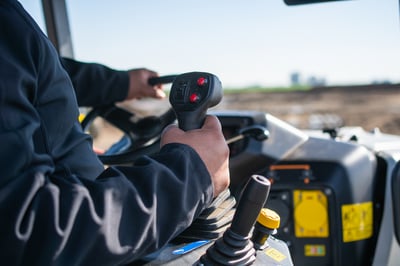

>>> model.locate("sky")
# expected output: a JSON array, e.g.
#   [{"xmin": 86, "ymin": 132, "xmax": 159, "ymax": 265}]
[{"xmin": 19, "ymin": 0, "xmax": 400, "ymax": 87}]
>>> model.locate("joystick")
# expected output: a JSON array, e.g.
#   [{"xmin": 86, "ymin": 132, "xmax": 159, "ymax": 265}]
[
  {"xmin": 169, "ymin": 72, "xmax": 223, "ymax": 131},
  {"xmin": 199, "ymin": 175, "xmax": 271, "ymax": 265},
  {"xmin": 169, "ymin": 72, "xmax": 235, "ymax": 242}
]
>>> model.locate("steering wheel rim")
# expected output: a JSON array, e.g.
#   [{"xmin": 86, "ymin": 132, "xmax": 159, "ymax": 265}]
[{"xmin": 81, "ymin": 75, "xmax": 177, "ymax": 165}]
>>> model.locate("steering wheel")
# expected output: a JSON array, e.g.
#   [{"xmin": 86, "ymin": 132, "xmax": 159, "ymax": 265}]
[{"xmin": 81, "ymin": 75, "xmax": 177, "ymax": 165}]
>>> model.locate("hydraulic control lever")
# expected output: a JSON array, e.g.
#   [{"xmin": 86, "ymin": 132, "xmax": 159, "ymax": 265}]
[
  {"xmin": 226, "ymin": 125, "xmax": 270, "ymax": 144},
  {"xmin": 169, "ymin": 72, "xmax": 223, "ymax": 131},
  {"xmin": 229, "ymin": 175, "xmax": 271, "ymax": 237},
  {"xmin": 199, "ymin": 175, "xmax": 271, "ymax": 265},
  {"xmin": 148, "ymin": 75, "xmax": 177, "ymax": 86}
]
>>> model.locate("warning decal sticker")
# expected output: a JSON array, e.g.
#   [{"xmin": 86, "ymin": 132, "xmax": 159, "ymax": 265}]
[
  {"xmin": 304, "ymin": 244, "xmax": 326, "ymax": 256},
  {"xmin": 265, "ymin": 247, "xmax": 287, "ymax": 262},
  {"xmin": 341, "ymin": 201, "xmax": 373, "ymax": 243}
]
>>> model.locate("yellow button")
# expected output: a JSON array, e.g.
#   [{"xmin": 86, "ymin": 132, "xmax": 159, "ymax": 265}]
[{"xmin": 257, "ymin": 208, "xmax": 280, "ymax": 229}]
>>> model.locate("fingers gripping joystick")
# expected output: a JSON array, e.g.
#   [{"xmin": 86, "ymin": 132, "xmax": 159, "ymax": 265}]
[{"xmin": 169, "ymin": 72, "xmax": 223, "ymax": 131}]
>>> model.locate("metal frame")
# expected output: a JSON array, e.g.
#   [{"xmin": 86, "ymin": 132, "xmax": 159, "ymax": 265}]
[{"xmin": 41, "ymin": 0, "xmax": 74, "ymax": 57}]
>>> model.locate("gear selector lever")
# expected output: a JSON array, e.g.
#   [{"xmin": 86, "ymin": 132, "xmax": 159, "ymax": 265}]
[
  {"xmin": 199, "ymin": 175, "xmax": 271, "ymax": 265},
  {"xmin": 169, "ymin": 72, "xmax": 223, "ymax": 131}
]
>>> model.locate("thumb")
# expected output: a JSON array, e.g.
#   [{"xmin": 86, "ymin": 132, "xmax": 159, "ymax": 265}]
[
  {"xmin": 153, "ymin": 87, "xmax": 166, "ymax": 99},
  {"xmin": 202, "ymin": 115, "xmax": 222, "ymax": 131},
  {"xmin": 160, "ymin": 124, "xmax": 182, "ymax": 146}
]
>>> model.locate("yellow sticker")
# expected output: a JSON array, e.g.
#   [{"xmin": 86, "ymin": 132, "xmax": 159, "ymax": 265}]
[
  {"xmin": 341, "ymin": 201, "xmax": 373, "ymax": 242},
  {"xmin": 265, "ymin": 247, "xmax": 287, "ymax": 262},
  {"xmin": 305, "ymin": 244, "xmax": 326, "ymax": 256},
  {"xmin": 293, "ymin": 190, "xmax": 329, "ymax": 238}
]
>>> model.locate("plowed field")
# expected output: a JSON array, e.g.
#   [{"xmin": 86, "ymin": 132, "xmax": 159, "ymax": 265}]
[{"xmin": 218, "ymin": 84, "xmax": 400, "ymax": 135}]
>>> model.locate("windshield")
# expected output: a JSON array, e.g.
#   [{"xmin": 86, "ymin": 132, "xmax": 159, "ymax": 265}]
[{"xmin": 20, "ymin": 0, "xmax": 400, "ymax": 134}]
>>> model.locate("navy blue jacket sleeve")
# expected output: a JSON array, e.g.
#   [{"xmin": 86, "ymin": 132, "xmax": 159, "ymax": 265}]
[
  {"xmin": 0, "ymin": 1, "xmax": 213, "ymax": 265},
  {"xmin": 60, "ymin": 57, "xmax": 130, "ymax": 107},
  {"xmin": 0, "ymin": 144, "xmax": 213, "ymax": 265}
]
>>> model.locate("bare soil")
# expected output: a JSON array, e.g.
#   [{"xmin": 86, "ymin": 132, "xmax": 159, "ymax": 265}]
[
  {"xmin": 92, "ymin": 83, "xmax": 400, "ymax": 151},
  {"xmin": 217, "ymin": 84, "xmax": 400, "ymax": 135}
]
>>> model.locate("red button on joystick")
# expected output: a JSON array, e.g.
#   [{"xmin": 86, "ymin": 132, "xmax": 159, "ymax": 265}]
[
  {"xmin": 189, "ymin": 93, "xmax": 200, "ymax": 103},
  {"xmin": 197, "ymin": 77, "xmax": 207, "ymax": 86}
]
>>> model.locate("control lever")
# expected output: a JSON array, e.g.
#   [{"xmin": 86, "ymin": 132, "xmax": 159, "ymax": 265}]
[
  {"xmin": 169, "ymin": 72, "xmax": 231, "ymax": 241},
  {"xmin": 199, "ymin": 175, "xmax": 271, "ymax": 265},
  {"xmin": 148, "ymin": 75, "xmax": 177, "ymax": 86},
  {"xmin": 169, "ymin": 72, "xmax": 223, "ymax": 131},
  {"xmin": 226, "ymin": 125, "xmax": 270, "ymax": 145}
]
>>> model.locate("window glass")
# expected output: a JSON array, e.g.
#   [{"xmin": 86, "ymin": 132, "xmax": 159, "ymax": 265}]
[
  {"xmin": 17, "ymin": 0, "xmax": 400, "ymax": 134},
  {"xmin": 65, "ymin": 0, "xmax": 400, "ymax": 88}
]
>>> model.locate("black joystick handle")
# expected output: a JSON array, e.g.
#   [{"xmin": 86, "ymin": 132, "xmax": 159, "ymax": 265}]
[
  {"xmin": 169, "ymin": 72, "xmax": 223, "ymax": 131},
  {"xmin": 199, "ymin": 175, "xmax": 271, "ymax": 266},
  {"xmin": 230, "ymin": 175, "xmax": 271, "ymax": 237}
]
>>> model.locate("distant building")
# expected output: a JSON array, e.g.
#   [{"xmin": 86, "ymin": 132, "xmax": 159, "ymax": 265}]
[
  {"xmin": 290, "ymin": 72, "xmax": 301, "ymax": 86},
  {"xmin": 372, "ymin": 80, "xmax": 392, "ymax": 85},
  {"xmin": 307, "ymin": 76, "xmax": 326, "ymax": 87},
  {"xmin": 290, "ymin": 72, "xmax": 326, "ymax": 87}
]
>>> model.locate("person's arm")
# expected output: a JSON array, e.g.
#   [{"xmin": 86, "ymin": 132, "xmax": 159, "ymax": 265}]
[
  {"xmin": 0, "ymin": 144, "xmax": 214, "ymax": 265},
  {"xmin": 1, "ymin": 53, "xmax": 214, "ymax": 264},
  {"xmin": 1, "ymin": 1, "xmax": 228, "ymax": 265},
  {"xmin": 61, "ymin": 57, "xmax": 130, "ymax": 107},
  {"xmin": 61, "ymin": 58, "xmax": 167, "ymax": 107}
]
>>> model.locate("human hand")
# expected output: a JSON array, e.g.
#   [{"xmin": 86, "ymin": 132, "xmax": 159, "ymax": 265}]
[
  {"xmin": 126, "ymin": 68, "xmax": 166, "ymax": 100},
  {"xmin": 160, "ymin": 115, "xmax": 230, "ymax": 197}
]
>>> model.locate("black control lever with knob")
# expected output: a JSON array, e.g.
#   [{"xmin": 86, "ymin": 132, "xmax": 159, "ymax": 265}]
[
  {"xmin": 199, "ymin": 175, "xmax": 271, "ymax": 265},
  {"xmin": 169, "ymin": 72, "xmax": 223, "ymax": 131},
  {"xmin": 226, "ymin": 125, "xmax": 270, "ymax": 145}
]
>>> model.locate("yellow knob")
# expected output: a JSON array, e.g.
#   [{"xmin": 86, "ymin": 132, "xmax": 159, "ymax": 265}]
[
  {"xmin": 257, "ymin": 208, "xmax": 280, "ymax": 229},
  {"xmin": 78, "ymin": 113, "xmax": 86, "ymax": 123}
]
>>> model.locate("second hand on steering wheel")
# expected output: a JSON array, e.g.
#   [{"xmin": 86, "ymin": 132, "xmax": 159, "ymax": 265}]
[{"xmin": 80, "ymin": 75, "xmax": 178, "ymax": 165}]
